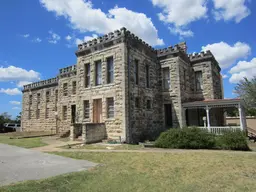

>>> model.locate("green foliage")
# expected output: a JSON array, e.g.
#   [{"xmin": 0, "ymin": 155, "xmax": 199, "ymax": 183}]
[
  {"xmin": 216, "ymin": 130, "xmax": 250, "ymax": 151},
  {"xmin": 234, "ymin": 77, "xmax": 256, "ymax": 108},
  {"xmin": 155, "ymin": 127, "xmax": 216, "ymax": 149}
]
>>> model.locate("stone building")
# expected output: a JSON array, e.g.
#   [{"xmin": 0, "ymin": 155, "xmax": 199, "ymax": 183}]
[{"xmin": 22, "ymin": 27, "xmax": 224, "ymax": 143}]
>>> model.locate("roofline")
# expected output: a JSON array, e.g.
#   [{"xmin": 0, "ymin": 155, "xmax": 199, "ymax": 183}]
[{"xmin": 182, "ymin": 99, "xmax": 245, "ymax": 108}]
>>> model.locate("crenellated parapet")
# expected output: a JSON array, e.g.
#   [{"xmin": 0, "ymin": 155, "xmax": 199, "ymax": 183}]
[
  {"xmin": 156, "ymin": 42, "xmax": 188, "ymax": 59},
  {"xmin": 23, "ymin": 77, "xmax": 59, "ymax": 92},
  {"xmin": 59, "ymin": 64, "xmax": 77, "ymax": 78},
  {"xmin": 75, "ymin": 27, "xmax": 156, "ymax": 57},
  {"xmin": 188, "ymin": 50, "xmax": 221, "ymax": 72}
]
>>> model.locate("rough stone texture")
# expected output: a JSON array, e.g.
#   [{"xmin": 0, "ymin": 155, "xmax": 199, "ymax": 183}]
[
  {"xmin": 22, "ymin": 27, "xmax": 223, "ymax": 143},
  {"xmin": 82, "ymin": 123, "xmax": 106, "ymax": 144}
]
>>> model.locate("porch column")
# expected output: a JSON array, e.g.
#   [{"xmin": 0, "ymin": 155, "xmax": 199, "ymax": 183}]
[
  {"xmin": 238, "ymin": 104, "xmax": 244, "ymax": 131},
  {"xmin": 206, "ymin": 105, "xmax": 211, "ymax": 131}
]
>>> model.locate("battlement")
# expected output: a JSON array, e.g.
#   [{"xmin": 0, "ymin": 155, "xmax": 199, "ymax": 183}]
[
  {"xmin": 156, "ymin": 42, "xmax": 187, "ymax": 57},
  {"xmin": 59, "ymin": 65, "xmax": 77, "ymax": 74},
  {"xmin": 23, "ymin": 77, "xmax": 59, "ymax": 91},
  {"xmin": 76, "ymin": 27, "xmax": 156, "ymax": 57},
  {"xmin": 188, "ymin": 50, "xmax": 213, "ymax": 61}
]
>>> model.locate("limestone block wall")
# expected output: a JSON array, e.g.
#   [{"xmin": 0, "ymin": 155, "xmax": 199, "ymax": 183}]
[
  {"xmin": 58, "ymin": 75, "xmax": 77, "ymax": 134},
  {"xmin": 75, "ymin": 43, "xmax": 127, "ymax": 140},
  {"xmin": 160, "ymin": 57, "xmax": 183, "ymax": 128},
  {"xmin": 127, "ymin": 46, "xmax": 163, "ymax": 142},
  {"xmin": 82, "ymin": 123, "xmax": 107, "ymax": 144},
  {"xmin": 21, "ymin": 85, "xmax": 58, "ymax": 133}
]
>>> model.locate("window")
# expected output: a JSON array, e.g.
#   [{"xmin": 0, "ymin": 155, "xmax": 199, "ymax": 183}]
[
  {"xmin": 183, "ymin": 68, "xmax": 186, "ymax": 90},
  {"xmin": 146, "ymin": 65, "xmax": 150, "ymax": 88},
  {"xmin": 29, "ymin": 95, "xmax": 32, "ymax": 105},
  {"xmin": 135, "ymin": 97, "xmax": 140, "ymax": 108},
  {"xmin": 72, "ymin": 81, "xmax": 76, "ymax": 94},
  {"xmin": 28, "ymin": 109, "xmax": 31, "ymax": 120},
  {"xmin": 107, "ymin": 98, "xmax": 114, "ymax": 118},
  {"xmin": 195, "ymin": 71, "xmax": 203, "ymax": 91},
  {"xmin": 37, "ymin": 93, "xmax": 40, "ymax": 104},
  {"xmin": 63, "ymin": 83, "xmax": 68, "ymax": 96},
  {"xmin": 163, "ymin": 67, "xmax": 170, "ymax": 90},
  {"xmin": 95, "ymin": 60, "xmax": 102, "ymax": 85},
  {"xmin": 45, "ymin": 108, "xmax": 49, "ymax": 119},
  {"xmin": 85, "ymin": 63, "xmax": 90, "ymax": 87},
  {"xmin": 36, "ymin": 109, "xmax": 40, "ymax": 119},
  {"xmin": 134, "ymin": 59, "xmax": 139, "ymax": 85},
  {"xmin": 46, "ymin": 91, "xmax": 50, "ymax": 102},
  {"xmin": 107, "ymin": 57, "xmax": 114, "ymax": 84},
  {"xmin": 63, "ymin": 106, "xmax": 67, "ymax": 120},
  {"xmin": 55, "ymin": 90, "xmax": 58, "ymax": 102},
  {"xmin": 84, "ymin": 100, "xmax": 90, "ymax": 119},
  {"xmin": 147, "ymin": 100, "xmax": 151, "ymax": 109}
]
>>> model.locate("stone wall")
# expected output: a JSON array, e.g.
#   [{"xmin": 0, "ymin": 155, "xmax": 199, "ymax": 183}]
[
  {"xmin": 22, "ymin": 85, "xmax": 58, "ymax": 133},
  {"xmin": 82, "ymin": 123, "xmax": 106, "ymax": 144},
  {"xmin": 75, "ymin": 43, "xmax": 127, "ymax": 140},
  {"xmin": 127, "ymin": 45, "xmax": 163, "ymax": 143}
]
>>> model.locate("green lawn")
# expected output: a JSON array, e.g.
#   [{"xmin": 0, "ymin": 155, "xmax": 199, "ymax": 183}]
[
  {"xmin": 0, "ymin": 135, "xmax": 47, "ymax": 148},
  {"xmin": 1, "ymin": 151, "xmax": 256, "ymax": 192},
  {"xmin": 63, "ymin": 143, "xmax": 145, "ymax": 150}
]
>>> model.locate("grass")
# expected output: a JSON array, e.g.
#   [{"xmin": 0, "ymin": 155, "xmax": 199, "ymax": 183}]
[
  {"xmin": 1, "ymin": 151, "xmax": 256, "ymax": 192},
  {"xmin": 62, "ymin": 143, "xmax": 145, "ymax": 150},
  {"xmin": 248, "ymin": 141, "xmax": 256, "ymax": 151},
  {"xmin": 3, "ymin": 131, "xmax": 54, "ymax": 139},
  {"xmin": 0, "ymin": 135, "xmax": 47, "ymax": 148}
]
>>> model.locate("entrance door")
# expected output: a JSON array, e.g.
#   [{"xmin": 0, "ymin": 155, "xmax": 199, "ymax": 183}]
[
  {"xmin": 93, "ymin": 99, "xmax": 102, "ymax": 123},
  {"xmin": 71, "ymin": 105, "xmax": 76, "ymax": 123},
  {"xmin": 164, "ymin": 104, "xmax": 172, "ymax": 127}
]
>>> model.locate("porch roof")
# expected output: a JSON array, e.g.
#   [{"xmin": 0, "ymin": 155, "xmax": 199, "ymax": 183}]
[{"xmin": 182, "ymin": 99, "xmax": 245, "ymax": 109}]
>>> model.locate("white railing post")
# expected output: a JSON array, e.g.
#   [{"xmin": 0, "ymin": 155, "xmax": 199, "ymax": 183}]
[
  {"xmin": 238, "ymin": 103, "xmax": 244, "ymax": 131},
  {"xmin": 206, "ymin": 105, "xmax": 211, "ymax": 132}
]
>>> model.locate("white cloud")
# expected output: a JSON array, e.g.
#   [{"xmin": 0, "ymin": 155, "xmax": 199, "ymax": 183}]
[
  {"xmin": 22, "ymin": 34, "xmax": 30, "ymax": 38},
  {"xmin": 48, "ymin": 30, "xmax": 61, "ymax": 44},
  {"xmin": 0, "ymin": 66, "xmax": 40, "ymax": 82},
  {"xmin": 201, "ymin": 41, "xmax": 251, "ymax": 69},
  {"xmin": 75, "ymin": 34, "xmax": 98, "ymax": 45},
  {"xmin": 10, "ymin": 101, "xmax": 21, "ymax": 105},
  {"xmin": 169, "ymin": 27, "xmax": 194, "ymax": 38},
  {"xmin": 222, "ymin": 74, "xmax": 228, "ymax": 79},
  {"xmin": 229, "ymin": 58, "xmax": 256, "ymax": 83},
  {"xmin": 0, "ymin": 88, "xmax": 22, "ymax": 95},
  {"xmin": 65, "ymin": 35, "xmax": 72, "ymax": 41},
  {"xmin": 212, "ymin": 0, "xmax": 250, "ymax": 23},
  {"xmin": 17, "ymin": 81, "xmax": 33, "ymax": 88},
  {"xmin": 151, "ymin": 0, "xmax": 208, "ymax": 26},
  {"xmin": 33, "ymin": 37, "xmax": 42, "ymax": 43},
  {"xmin": 40, "ymin": 0, "xmax": 164, "ymax": 46},
  {"xmin": 12, "ymin": 107, "xmax": 21, "ymax": 110}
]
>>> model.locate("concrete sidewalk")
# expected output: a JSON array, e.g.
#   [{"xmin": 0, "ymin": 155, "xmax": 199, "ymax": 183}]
[{"xmin": 0, "ymin": 143, "xmax": 97, "ymax": 186}]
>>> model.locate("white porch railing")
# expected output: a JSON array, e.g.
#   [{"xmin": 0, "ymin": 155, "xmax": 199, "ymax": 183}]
[{"xmin": 199, "ymin": 126, "xmax": 241, "ymax": 135}]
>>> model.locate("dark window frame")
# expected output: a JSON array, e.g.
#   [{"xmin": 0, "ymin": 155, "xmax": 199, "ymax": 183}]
[
  {"xmin": 107, "ymin": 57, "xmax": 114, "ymax": 84},
  {"xmin": 107, "ymin": 97, "xmax": 114, "ymax": 118}
]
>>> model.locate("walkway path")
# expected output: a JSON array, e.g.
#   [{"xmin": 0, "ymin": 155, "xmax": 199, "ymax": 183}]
[{"xmin": 0, "ymin": 143, "xmax": 97, "ymax": 186}]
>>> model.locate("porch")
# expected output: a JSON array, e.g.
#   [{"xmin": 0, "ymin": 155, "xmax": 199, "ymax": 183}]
[{"xmin": 182, "ymin": 99, "xmax": 247, "ymax": 135}]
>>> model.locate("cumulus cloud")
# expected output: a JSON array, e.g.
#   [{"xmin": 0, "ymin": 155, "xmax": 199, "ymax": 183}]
[
  {"xmin": 65, "ymin": 35, "xmax": 72, "ymax": 41},
  {"xmin": 222, "ymin": 74, "xmax": 228, "ymax": 79},
  {"xmin": 32, "ymin": 37, "xmax": 42, "ymax": 43},
  {"xmin": 0, "ymin": 88, "xmax": 22, "ymax": 95},
  {"xmin": 229, "ymin": 58, "xmax": 256, "ymax": 83},
  {"xmin": 39, "ymin": 0, "xmax": 164, "ymax": 46},
  {"xmin": 22, "ymin": 34, "xmax": 30, "ymax": 38},
  {"xmin": 169, "ymin": 27, "xmax": 194, "ymax": 38},
  {"xmin": 75, "ymin": 34, "xmax": 98, "ymax": 45},
  {"xmin": 48, "ymin": 31, "xmax": 61, "ymax": 44},
  {"xmin": 201, "ymin": 41, "xmax": 251, "ymax": 69},
  {"xmin": 212, "ymin": 0, "xmax": 250, "ymax": 23},
  {"xmin": 10, "ymin": 101, "xmax": 21, "ymax": 105},
  {"xmin": 151, "ymin": 0, "xmax": 208, "ymax": 26},
  {"xmin": 17, "ymin": 81, "xmax": 33, "ymax": 88},
  {"xmin": 0, "ymin": 66, "xmax": 40, "ymax": 82}
]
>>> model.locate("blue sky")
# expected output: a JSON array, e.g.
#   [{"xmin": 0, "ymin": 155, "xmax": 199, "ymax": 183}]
[{"xmin": 0, "ymin": 0, "xmax": 255, "ymax": 118}]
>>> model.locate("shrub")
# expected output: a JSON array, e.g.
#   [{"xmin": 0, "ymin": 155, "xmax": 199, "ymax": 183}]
[
  {"xmin": 155, "ymin": 127, "xmax": 216, "ymax": 149},
  {"xmin": 216, "ymin": 130, "xmax": 250, "ymax": 151}
]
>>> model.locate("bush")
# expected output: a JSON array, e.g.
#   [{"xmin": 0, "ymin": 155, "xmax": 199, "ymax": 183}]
[
  {"xmin": 216, "ymin": 130, "xmax": 250, "ymax": 151},
  {"xmin": 155, "ymin": 127, "xmax": 216, "ymax": 149}
]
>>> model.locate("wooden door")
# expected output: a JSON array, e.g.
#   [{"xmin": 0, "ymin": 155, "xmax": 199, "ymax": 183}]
[{"xmin": 93, "ymin": 99, "xmax": 102, "ymax": 123}]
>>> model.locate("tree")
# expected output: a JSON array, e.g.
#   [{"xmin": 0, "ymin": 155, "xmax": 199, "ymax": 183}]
[
  {"xmin": 234, "ymin": 77, "xmax": 256, "ymax": 108},
  {"xmin": 15, "ymin": 112, "xmax": 21, "ymax": 123},
  {"xmin": 0, "ymin": 112, "xmax": 12, "ymax": 125}
]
